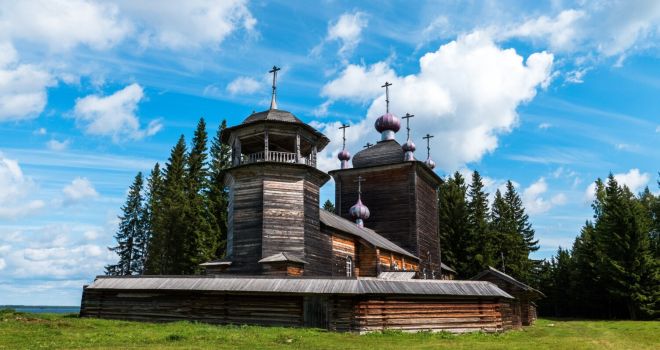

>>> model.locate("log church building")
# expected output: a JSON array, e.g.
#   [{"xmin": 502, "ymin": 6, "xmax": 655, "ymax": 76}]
[{"xmin": 80, "ymin": 67, "xmax": 542, "ymax": 333}]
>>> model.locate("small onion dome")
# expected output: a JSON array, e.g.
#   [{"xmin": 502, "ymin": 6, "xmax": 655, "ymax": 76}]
[
  {"xmin": 349, "ymin": 197, "xmax": 370, "ymax": 223},
  {"xmin": 402, "ymin": 139, "xmax": 416, "ymax": 152},
  {"xmin": 337, "ymin": 149, "xmax": 351, "ymax": 161},
  {"xmin": 425, "ymin": 158, "xmax": 436, "ymax": 170},
  {"xmin": 375, "ymin": 113, "xmax": 401, "ymax": 141}
]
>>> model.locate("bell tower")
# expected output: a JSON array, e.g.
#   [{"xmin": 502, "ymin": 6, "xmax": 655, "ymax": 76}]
[{"xmin": 221, "ymin": 66, "xmax": 331, "ymax": 275}]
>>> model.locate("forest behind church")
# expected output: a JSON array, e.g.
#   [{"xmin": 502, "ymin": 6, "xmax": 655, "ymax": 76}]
[{"xmin": 105, "ymin": 119, "xmax": 659, "ymax": 320}]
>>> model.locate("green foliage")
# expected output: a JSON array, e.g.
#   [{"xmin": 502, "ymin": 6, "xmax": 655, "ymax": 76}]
[
  {"xmin": 105, "ymin": 172, "xmax": 147, "ymax": 275},
  {"xmin": 208, "ymin": 119, "xmax": 232, "ymax": 258},
  {"xmin": 323, "ymin": 199, "xmax": 335, "ymax": 213},
  {"xmin": 465, "ymin": 171, "xmax": 494, "ymax": 277},
  {"xmin": 438, "ymin": 172, "xmax": 469, "ymax": 277},
  {"xmin": 538, "ymin": 174, "xmax": 660, "ymax": 320},
  {"xmin": 2, "ymin": 313, "xmax": 659, "ymax": 350}
]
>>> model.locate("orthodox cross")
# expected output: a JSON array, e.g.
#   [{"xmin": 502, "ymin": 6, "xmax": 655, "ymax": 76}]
[
  {"xmin": 363, "ymin": 142, "xmax": 374, "ymax": 149},
  {"xmin": 269, "ymin": 65, "xmax": 281, "ymax": 110},
  {"xmin": 355, "ymin": 176, "xmax": 365, "ymax": 197},
  {"xmin": 423, "ymin": 134, "xmax": 434, "ymax": 159},
  {"xmin": 381, "ymin": 81, "xmax": 392, "ymax": 113},
  {"xmin": 339, "ymin": 123, "xmax": 350, "ymax": 149},
  {"xmin": 402, "ymin": 113, "xmax": 414, "ymax": 140}
]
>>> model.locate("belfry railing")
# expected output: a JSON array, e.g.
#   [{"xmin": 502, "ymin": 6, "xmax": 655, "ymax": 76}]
[{"xmin": 242, "ymin": 151, "xmax": 316, "ymax": 167}]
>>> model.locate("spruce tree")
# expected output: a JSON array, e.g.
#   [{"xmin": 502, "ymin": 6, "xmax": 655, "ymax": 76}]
[
  {"xmin": 144, "ymin": 163, "xmax": 163, "ymax": 274},
  {"xmin": 185, "ymin": 118, "xmax": 217, "ymax": 272},
  {"xmin": 465, "ymin": 171, "xmax": 493, "ymax": 276},
  {"xmin": 489, "ymin": 189, "xmax": 518, "ymax": 275},
  {"xmin": 323, "ymin": 199, "xmax": 335, "ymax": 213},
  {"xmin": 504, "ymin": 180, "xmax": 537, "ymax": 281},
  {"xmin": 106, "ymin": 172, "xmax": 146, "ymax": 276},
  {"xmin": 208, "ymin": 119, "xmax": 232, "ymax": 258},
  {"xmin": 438, "ymin": 172, "xmax": 469, "ymax": 277}
]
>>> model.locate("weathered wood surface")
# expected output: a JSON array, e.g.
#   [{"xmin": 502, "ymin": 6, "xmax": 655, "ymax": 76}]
[{"xmin": 332, "ymin": 232, "xmax": 356, "ymax": 277}]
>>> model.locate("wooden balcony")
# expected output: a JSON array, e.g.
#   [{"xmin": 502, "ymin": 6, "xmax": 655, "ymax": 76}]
[{"xmin": 242, "ymin": 150, "xmax": 316, "ymax": 167}]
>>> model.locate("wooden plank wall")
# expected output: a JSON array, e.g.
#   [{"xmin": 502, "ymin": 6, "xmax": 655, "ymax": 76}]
[
  {"xmin": 303, "ymin": 177, "xmax": 333, "ymax": 275},
  {"xmin": 262, "ymin": 177, "xmax": 305, "ymax": 258},
  {"xmin": 331, "ymin": 232, "xmax": 356, "ymax": 277},
  {"xmin": 227, "ymin": 172, "xmax": 263, "ymax": 274},
  {"xmin": 415, "ymin": 171, "xmax": 440, "ymax": 274},
  {"xmin": 353, "ymin": 297, "xmax": 509, "ymax": 333}
]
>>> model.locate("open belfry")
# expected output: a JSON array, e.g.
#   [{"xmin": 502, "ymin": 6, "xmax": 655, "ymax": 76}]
[{"xmin": 80, "ymin": 66, "xmax": 540, "ymax": 332}]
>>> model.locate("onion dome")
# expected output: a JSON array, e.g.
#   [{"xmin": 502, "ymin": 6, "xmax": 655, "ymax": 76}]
[
  {"xmin": 425, "ymin": 158, "xmax": 436, "ymax": 170},
  {"xmin": 349, "ymin": 197, "xmax": 370, "ymax": 227},
  {"xmin": 338, "ymin": 149, "xmax": 351, "ymax": 161},
  {"xmin": 402, "ymin": 139, "xmax": 416, "ymax": 152},
  {"xmin": 374, "ymin": 113, "xmax": 401, "ymax": 141}
]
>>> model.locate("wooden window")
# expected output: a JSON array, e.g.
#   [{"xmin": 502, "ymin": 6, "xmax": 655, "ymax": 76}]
[{"xmin": 346, "ymin": 256, "xmax": 353, "ymax": 277}]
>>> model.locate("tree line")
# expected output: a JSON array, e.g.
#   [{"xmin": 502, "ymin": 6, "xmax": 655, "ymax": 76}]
[
  {"xmin": 105, "ymin": 118, "xmax": 231, "ymax": 275},
  {"xmin": 437, "ymin": 171, "xmax": 539, "ymax": 281},
  {"xmin": 536, "ymin": 175, "xmax": 659, "ymax": 320}
]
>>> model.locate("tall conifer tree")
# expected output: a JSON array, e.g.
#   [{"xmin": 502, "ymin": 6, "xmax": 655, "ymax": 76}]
[
  {"xmin": 438, "ymin": 172, "xmax": 469, "ymax": 277},
  {"xmin": 208, "ymin": 119, "xmax": 232, "ymax": 258},
  {"xmin": 504, "ymin": 180, "xmax": 538, "ymax": 281},
  {"xmin": 465, "ymin": 171, "xmax": 493, "ymax": 276},
  {"xmin": 106, "ymin": 172, "xmax": 146, "ymax": 275},
  {"xmin": 144, "ymin": 163, "xmax": 163, "ymax": 274}
]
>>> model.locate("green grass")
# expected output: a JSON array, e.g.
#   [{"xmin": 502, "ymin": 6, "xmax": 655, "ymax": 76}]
[{"xmin": 0, "ymin": 309, "xmax": 658, "ymax": 349}]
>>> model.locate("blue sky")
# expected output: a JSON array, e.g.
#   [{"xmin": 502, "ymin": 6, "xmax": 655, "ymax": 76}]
[{"xmin": 0, "ymin": 0, "xmax": 658, "ymax": 306}]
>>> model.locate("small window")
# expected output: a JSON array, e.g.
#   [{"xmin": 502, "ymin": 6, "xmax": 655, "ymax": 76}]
[{"xmin": 345, "ymin": 256, "xmax": 353, "ymax": 277}]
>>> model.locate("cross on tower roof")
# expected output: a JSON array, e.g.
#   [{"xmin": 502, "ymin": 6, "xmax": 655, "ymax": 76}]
[
  {"xmin": 381, "ymin": 81, "xmax": 392, "ymax": 113},
  {"xmin": 269, "ymin": 65, "xmax": 281, "ymax": 110},
  {"xmin": 355, "ymin": 176, "xmax": 365, "ymax": 196},
  {"xmin": 423, "ymin": 134, "xmax": 434, "ymax": 159},
  {"xmin": 363, "ymin": 142, "xmax": 374, "ymax": 149},
  {"xmin": 339, "ymin": 123, "xmax": 350, "ymax": 149},
  {"xmin": 402, "ymin": 113, "xmax": 414, "ymax": 140}
]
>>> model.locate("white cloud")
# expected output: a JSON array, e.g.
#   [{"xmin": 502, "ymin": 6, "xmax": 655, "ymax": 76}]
[
  {"xmin": 523, "ymin": 177, "xmax": 567, "ymax": 214},
  {"xmin": 34, "ymin": 127, "xmax": 47, "ymax": 135},
  {"xmin": 62, "ymin": 177, "xmax": 99, "ymax": 203},
  {"xmin": 46, "ymin": 139, "xmax": 71, "ymax": 151},
  {"xmin": 0, "ymin": 42, "xmax": 55, "ymax": 122},
  {"xmin": 226, "ymin": 76, "xmax": 262, "ymax": 95},
  {"xmin": 0, "ymin": 153, "xmax": 45, "ymax": 219},
  {"xmin": 585, "ymin": 168, "xmax": 651, "ymax": 200},
  {"xmin": 327, "ymin": 12, "xmax": 368, "ymax": 58},
  {"xmin": 0, "ymin": 258, "xmax": 5, "ymax": 271},
  {"xmin": 538, "ymin": 122, "xmax": 551, "ymax": 130},
  {"xmin": 122, "ymin": 0, "xmax": 256, "ymax": 50},
  {"xmin": 73, "ymin": 83, "xmax": 162, "ymax": 141},
  {"xmin": 0, "ymin": 0, "xmax": 132, "ymax": 51},
  {"xmin": 317, "ymin": 31, "xmax": 553, "ymax": 171},
  {"xmin": 501, "ymin": 9, "xmax": 585, "ymax": 52}
]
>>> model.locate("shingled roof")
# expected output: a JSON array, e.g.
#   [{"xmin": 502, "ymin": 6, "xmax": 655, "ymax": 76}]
[
  {"xmin": 242, "ymin": 109, "xmax": 303, "ymax": 124},
  {"xmin": 352, "ymin": 139, "xmax": 404, "ymax": 168},
  {"xmin": 472, "ymin": 266, "xmax": 545, "ymax": 297},
  {"xmin": 86, "ymin": 275, "xmax": 514, "ymax": 299},
  {"xmin": 319, "ymin": 209, "xmax": 418, "ymax": 260}
]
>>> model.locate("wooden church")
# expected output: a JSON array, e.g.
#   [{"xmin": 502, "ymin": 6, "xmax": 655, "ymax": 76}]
[{"xmin": 80, "ymin": 67, "xmax": 536, "ymax": 333}]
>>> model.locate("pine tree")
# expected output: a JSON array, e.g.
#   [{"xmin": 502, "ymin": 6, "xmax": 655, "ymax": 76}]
[
  {"xmin": 106, "ymin": 172, "xmax": 146, "ymax": 276},
  {"xmin": 438, "ymin": 172, "xmax": 469, "ymax": 277},
  {"xmin": 185, "ymin": 118, "xmax": 217, "ymax": 272},
  {"xmin": 504, "ymin": 180, "xmax": 537, "ymax": 281},
  {"xmin": 465, "ymin": 171, "xmax": 493, "ymax": 277},
  {"xmin": 208, "ymin": 119, "xmax": 232, "ymax": 258},
  {"xmin": 323, "ymin": 199, "xmax": 335, "ymax": 213},
  {"xmin": 144, "ymin": 163, "xmax": 163, "ymax": 274},
  {"xmin": 489, "ymin": 189, "xmax": 518, "ymax": 275},
  {"xmin": 150, "ymin": 135, "xmax": 189, "ymax": 274}
]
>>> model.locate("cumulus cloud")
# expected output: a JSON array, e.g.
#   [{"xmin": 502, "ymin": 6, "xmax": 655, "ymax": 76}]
[
  {"xmin": 313, "ymin": 11, "xmax": 368, "ymax": 61},
  {"xmin": 0, "ymin": 153, "xmax": 45, "ymax": 219},
  {"xmin": 0, "ymin": 41, "xmax": 55, "ymax": 122},
  {"xmin": 0, "ymin": 0, "xmax": 131, "ymax": 52},
  {"xmin": 316, "ymin": 31, "xmax": 553, "ymax": 172},
  {"xmin": 226, "ymin": 76, "xmax": 262, "ymax": 95},
  {"xmin": 499, "ymin": 2, "xmax": 660, "ymax": 58},
  {"xmin": 585, "ymin": 168, "xmax": 651, "ymax": 200},
  {"xmin": 46, "ymin": 139, "xmax": 71, "ymax": 151},
  {"xmin": 522, "ymin": 177, "xmax": 567, "ymax": 214},
  {"xmin": 62, "ymin": 177, "xmax": 99, "ymax": 203},
  {"xmin": 73, "ymin": 83, "xmax": 162, "ymax": 141},
  {"xmin": 122, "ymin": 0, "xmax": 256, "ymax": 49}
]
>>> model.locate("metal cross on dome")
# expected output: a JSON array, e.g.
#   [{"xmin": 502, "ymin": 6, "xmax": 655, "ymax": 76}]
[
  {"xmin": 269, "ymin": 65, "xmax": 281, "ymax": 110},
  {"xmin": 381, "ymin": 81, "xmax": 392, "ymax": 113},
  {"xmin": 355, "ymin": 176, "xmax": 365, "ymax": 196},
  {"xmin": 339, "ymin": 123, "xmax": 350, "ymax": 149},
  {"xmin": 423, "ymin": 134, "xmax": 434, "ymax": 159},
  {"xmin": 402, "ymin": 113, "xmax": 414, "ymax": 140},
  {"xmin": 363, "ymin": 142, "xmax": 374, "ymax": 149}
]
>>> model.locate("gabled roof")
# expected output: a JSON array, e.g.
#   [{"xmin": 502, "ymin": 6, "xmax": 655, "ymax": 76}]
[
  {"xmin": 472, "ymin": 266, "xmax": 545, "ymax": 297},
  {"xmin": 319, "ymin": 209, "xmax": 418, "ymax": 260},
  {"xmin": 258, "ymin": 252, "xmax": 308, "ymax": 264},
  {"xmin": 440, "ymin": 263, "xmax": 457, "ymax": 274},
  {"xmin": 87, "ymin": 276, "xmax": 514, "ymax": 299}
]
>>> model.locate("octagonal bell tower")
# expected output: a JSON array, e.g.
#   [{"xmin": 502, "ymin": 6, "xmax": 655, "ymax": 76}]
[{"xmin": 220, "ymin": 67, "xmax": 331, "ymax": 275}]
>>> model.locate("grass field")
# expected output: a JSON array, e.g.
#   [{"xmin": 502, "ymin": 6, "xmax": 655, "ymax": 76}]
[{"xmin": 1, "ymin": 309, "xmax": 658, "ymax": 349}]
